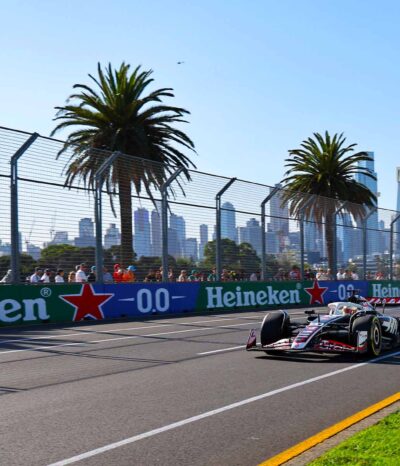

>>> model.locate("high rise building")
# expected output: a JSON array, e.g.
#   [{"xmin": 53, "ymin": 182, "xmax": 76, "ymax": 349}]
[
  {"xmin": 199, "ymin": 224, "xmax": 208, "ymax": 260},
  {"xmin": 355, "ymin": 152, "xmax": 379, "ymax": 255},
  {"xmin": 104, "ymin": 223, "xmax": 121, "ymax": 249},
  {"xmin": 151, "ymin": 208, "xmax": 162, "ymax": 257},
  {"xmin": 134, "ymin": 208, "xmax": 151, "ymax": 257},
  {"xmin": 170, "ymin": 213, "xmax": 186, "ymax": 257},
  {"xmin": 239, "ymin": 218, "xmax": 262, "ymax": 256},
  {"xmin": 75, "ymin": 218, "xmax": 95, "ymax": 247},
  {"xmin": 269, "ymin": 184, "xmax": 289, "ymax": 251},
  {"xmin": 221, "ymin": 202, "xmax": 236, "ymax": 242},
  {"xmin": 184, "ymin": 238, "xmax": 198, "ymax": 261},
  {"xmin": 395, "ymin": 168, "xmax": 400, "ymax": 255}
]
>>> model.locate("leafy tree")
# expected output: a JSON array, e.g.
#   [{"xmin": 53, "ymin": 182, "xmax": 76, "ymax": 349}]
[
  {"xmin": 0, "ymin": 254, "xmax": 37, "ymax": 281},
  {"xmin": 202, "ymin": 239, "xmax": 261, "ymax": 274},
  {"xmin": 280, "ymin": 132, "xmax": 376, "ymax": 272},
  {"xmin": 51, "ymin": 63, "xmax": 195, "ymax": 266},
  {"xmin": 237, "ymin": 242, "xmax": 261, "ymax": 273},
  {"xmin": 202, "ymin": 239, "xmax": 240, "ymax": 270}
]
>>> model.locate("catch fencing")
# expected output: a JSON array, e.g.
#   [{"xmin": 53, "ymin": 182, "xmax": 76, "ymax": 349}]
[{"xmin": 0, "ymin": 126, "xmax": 399, "ymax": 284}]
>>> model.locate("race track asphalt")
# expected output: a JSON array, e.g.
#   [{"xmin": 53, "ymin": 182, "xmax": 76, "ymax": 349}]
[{"xmin": 0, "ymin": 307, "xmax": 399, "ymax": 466}]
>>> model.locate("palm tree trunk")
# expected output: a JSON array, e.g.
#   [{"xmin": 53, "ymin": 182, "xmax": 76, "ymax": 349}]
[
  {"xmin": 118, "ymin": 173, "xmax": 133, "ymax": 267},
  {"xmin": 325, "ymin": 214, "xmax": 335, "ymax": 273}
]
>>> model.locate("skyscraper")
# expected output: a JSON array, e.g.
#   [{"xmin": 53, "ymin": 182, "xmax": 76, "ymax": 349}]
[
  {"xmin": 134, "ymin": 208, "xmax": 151, "ymax": 257},
  {"xmin": 151, "ymin": 208, "xmax": 162, "ymax": 257},
  {"xmin": 221, "ymin": 202, "xmax": 236, "ymax": 242},
  {"xmin": 75, "ymin": 218, "xmax": 95, "ymax": 247},
  {"xmin": 355, "ymin": 152, "xmax": 379, "ymax": 255},
  {"xmin": 170, "ymin": 213, "xmax": 186, "ymax": 256},
  {"xmin": 199, "ymin": 224, "xmax": 208, "ymax": 260},
  {"xmin": 269, "ymin": 184, "xmax": 289, "ymax": 252},
  {"xmin": 104, "ymin": 223, "xmax": 121, "ymax": 249},
  {"xmin": 239, "ymin": 218, "xmax": 262, "ymax": 256},
  {"xmin": 395, "ymin": 168, "xmax": 400, "ymax": 254}
]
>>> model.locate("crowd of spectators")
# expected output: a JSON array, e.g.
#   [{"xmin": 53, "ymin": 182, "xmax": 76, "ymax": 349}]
[{"xmin": 0, "ymin": 264, "xmax": 391, "ymax": 284}]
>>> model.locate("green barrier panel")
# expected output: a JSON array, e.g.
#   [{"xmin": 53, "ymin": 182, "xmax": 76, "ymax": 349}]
[
  {"xmin": 196, "ymin": 281, "xmax": 310, "ymax": 311},
  {"xmin": 368, "ymin": 280, "xmax": 400, "ymax": 298},
  {"xmin": 0, "ymin": 284, "xmax": 82, "ymax": 326}
]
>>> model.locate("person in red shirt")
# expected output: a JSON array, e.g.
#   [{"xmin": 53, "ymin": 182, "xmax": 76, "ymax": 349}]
[{"xmin": 113, "ymin": 264, "xmax": 124, "ymax": 283}]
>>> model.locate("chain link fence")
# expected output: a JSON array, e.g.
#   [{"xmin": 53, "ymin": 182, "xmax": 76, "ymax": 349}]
[{"xmin": 1, "ymin": 126, "xmax": 399, "ymax": 284}]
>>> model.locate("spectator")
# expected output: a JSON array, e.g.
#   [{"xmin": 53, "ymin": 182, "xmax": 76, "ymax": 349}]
[
  {"xmin": 304, "ymin": 268, "xmax": 315, "ymax": 280},
  {"xmin": 207, "ymin": 267, "xmax": 217, "ymax": 282},
  {"xmin": 288, "ymin": 266, "xmax": 301, "ymax": 280},
  {"xmin": 87, "ymin": 266, "xmax": 96, "ymax": 283},
  {"xmin": 123, "ymin": 265, "xmax": 136, "ymax": 283},
  {"xmin": 344, "ymin": 269, "xmax": 352, "ymax": 280},
  {"xmin": 249, "ymin": 272, "xmax": 258, "ymax": 281},
  {"xmin": 188, "ymin": 269, "xmax": 198, "ymax": 282},
  {"xmin": 55, "ymin": 269, "xmax": 65, "ymax": 283},
  {"xmin": 113, "ymin": 264, "xmax": 124, "ymax": 283},
  {"xmin": 177, "ymin": 269, "xmax": 188, "ymax": 282},
  {"xmin": 30, "ymin": 267, "xmax": 42, "ymax": 284},
  {"xmin": 154, "ymin": 269, "xmax": 162, "ymax": 282},
  {"xmin": 316, "ymin": 268, "xmax": 328, "ymax": 280},
  {"xmin": 68, "ymin": 271, "xmax": 76, "ymax": 283},
  {"xmin": 221, "ymin": 269, "xmax": 230, "ymax": 281},
  {"xmin": 41, "ymin": 269, "xmax": 52, "ymax": 283},
  {"xmin": 103, "ymin": 267, "xmax": 113, "ymax": 283},
  {"xmin": 351, "ymin": 270, "xmax": 359, "ymax": 280},
  {"xmin": 336, "ymin": 268, "xmax": 346, "ymax": 280},
  {"xmin": 0, "ymin": 270, "xmax": 12, "ymax": 284},
  {"xmin": 274, "ymin": 268, "xmax": 285, "ymax": 281},
  {"xmin": 325, "ymin": 269, "xmax": 333, "ymax": 280},
  {"xmin": 144, "ymin": 269, "xmax": 157, "ymax": 282},
  {"xmin": 168, "ymin": 268, "xmax": 175, "ymax": 282},
  {"xmin": 375, "ymin": 271, "xmax": 384, "ymax": 280},
  {"xmin": 75, "ymin": 263, "xmax": 88, "ymax": 283}
]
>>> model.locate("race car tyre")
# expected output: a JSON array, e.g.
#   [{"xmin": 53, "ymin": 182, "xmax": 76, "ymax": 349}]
[
  {"xmin": 260, "ymin": 311, "xmax": 290, "ymax": 347},
  {"xmin": 351, "ymin": 315, "xmax": 382, "ymax": 356}
]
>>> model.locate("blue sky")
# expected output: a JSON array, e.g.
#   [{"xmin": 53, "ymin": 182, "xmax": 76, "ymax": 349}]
[{"xmin": 2, "ymin": 0, "xmax": 400, "ymax": 210}]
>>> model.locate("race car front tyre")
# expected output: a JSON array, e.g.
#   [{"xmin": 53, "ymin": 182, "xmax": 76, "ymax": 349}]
[
  {"xmin": 351, "ymin": 315, "xmax": 382, "ymax": 356},
  {"xmin": 260, "ymin": 311, "xmax": 290, "ymax": 347}
]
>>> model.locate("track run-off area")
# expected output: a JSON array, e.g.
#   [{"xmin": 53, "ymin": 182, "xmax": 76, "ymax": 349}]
[{"xmin": 0, "ymin": 308, "xmax": 399, "ymax": 466}]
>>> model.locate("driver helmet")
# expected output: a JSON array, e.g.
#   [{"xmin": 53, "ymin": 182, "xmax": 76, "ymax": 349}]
[{"xmin": 342, "ymin": 305, "xmax": 357, "ymax": 315}]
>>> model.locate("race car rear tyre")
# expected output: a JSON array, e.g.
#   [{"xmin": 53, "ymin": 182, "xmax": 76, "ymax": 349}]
[
  {"xmin": 351, "ymin": 315, "xmax": 382, "ymax": 356},
  {"xmin": 260, "ymin": 311, "xmax": 290, "ymax": 347}
]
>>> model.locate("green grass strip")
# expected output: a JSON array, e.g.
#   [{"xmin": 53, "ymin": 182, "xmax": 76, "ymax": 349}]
[{"xmin": 308, "ymin": 410, "xmax": 400, "ymax": 466}]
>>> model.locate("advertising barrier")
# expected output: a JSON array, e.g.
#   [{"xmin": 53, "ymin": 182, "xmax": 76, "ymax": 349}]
[{"xmin": 0, "ymin": 280, "xmax": 393, "ymax": 327}]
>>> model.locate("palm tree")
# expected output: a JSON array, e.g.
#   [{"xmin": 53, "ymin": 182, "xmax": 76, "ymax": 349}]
[
  {"xmin": 279, "ymin": 131, "xmax": 376, "ymax": 273},
  {"xmin": 51, "ymin": 63, "xmax": 195, "ymax": 266}
]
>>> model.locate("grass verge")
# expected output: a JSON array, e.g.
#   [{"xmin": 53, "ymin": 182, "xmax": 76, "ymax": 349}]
[{"xmin": 308, "ymin": 410, "xmax": 400, "ymax": 466}]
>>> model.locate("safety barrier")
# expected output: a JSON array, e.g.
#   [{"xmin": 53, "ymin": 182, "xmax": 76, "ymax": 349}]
[{"xmin": 0, "ymin": 280, "xmax": 395, "ymax": 327}]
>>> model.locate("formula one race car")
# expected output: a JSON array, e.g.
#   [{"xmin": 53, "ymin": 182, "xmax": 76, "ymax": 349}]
[{"xmin": 246, "ymin": 296, "xmax": 400, "ymax": 357}]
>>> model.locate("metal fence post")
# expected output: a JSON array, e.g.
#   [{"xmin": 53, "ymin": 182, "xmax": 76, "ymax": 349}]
[
  {"xmin": 94, "ymin": 151, "xmax": 121, "ymax": 284},
  {"xmin": 161, "ymin": 167, "xmax": 184, "ymax": 282},
  {"xmin": 299, "ymin": 195, "xmax": 315, "ymax": 280},
  {"xmin": 10, "ymin": 132, "xmax": 39, "ymax": 283},
  {"xmin": 362, "ymin": 207, "xmax": 377, "ymax": 279},
  {"xmin": 390, "ymin": 212, "xmax": 400, "ymax": 279},
  {"xmin": 261, "ymin": 187, "xmax": 280, "ymax": 281},
  {"xmin": 332, "ymin": 201, "xmax": 348, "ymax": 280},
  {"xmin": 215, "ymin": 178, "xmax": 236, "ymax": 281}
]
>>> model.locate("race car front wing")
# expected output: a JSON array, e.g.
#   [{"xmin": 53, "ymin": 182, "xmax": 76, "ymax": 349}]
[{"xmin": 246, "ymin": 329, "xmax": 369, "ymax": 354}]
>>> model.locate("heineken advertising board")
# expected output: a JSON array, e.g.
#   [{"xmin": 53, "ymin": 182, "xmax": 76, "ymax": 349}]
[{"xmin": 0, "ymin": 279, "xmax": 379, "ymax": 327}]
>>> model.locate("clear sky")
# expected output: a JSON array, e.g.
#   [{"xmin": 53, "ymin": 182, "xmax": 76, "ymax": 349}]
[{"xmin": 2, "ymin": 0, "xmax": 400, "ymax": 210}]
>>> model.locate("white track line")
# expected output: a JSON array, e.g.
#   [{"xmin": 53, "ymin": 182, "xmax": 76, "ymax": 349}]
[
  {"xmin": 0, "ymin": 322, "xmax": 256, "ymax": 355},
  {"xmin": 198, "ymin": 345, "xmax": 245, "ymax": 355},
  {"xmin": 47, "ymin": 350, "xmax": 400, "ymax": 466},
  {"xmin": 0, "ymin": 316, "xmax": 260, "ymax": 346}
]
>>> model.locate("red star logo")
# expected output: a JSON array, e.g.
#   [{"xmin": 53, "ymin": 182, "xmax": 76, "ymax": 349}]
[
  {"xmin": 60, "ymin": 284, "xmax": 114, "ymax": 322},
  {"xmin": 304, "ymin": 280, "xmax": 328, "ymax": 305}
]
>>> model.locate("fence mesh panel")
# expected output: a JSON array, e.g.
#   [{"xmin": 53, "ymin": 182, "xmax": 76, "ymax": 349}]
[{"xmin": 0, "ymin": 126, "xmax": 398, "ymax": 283}]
